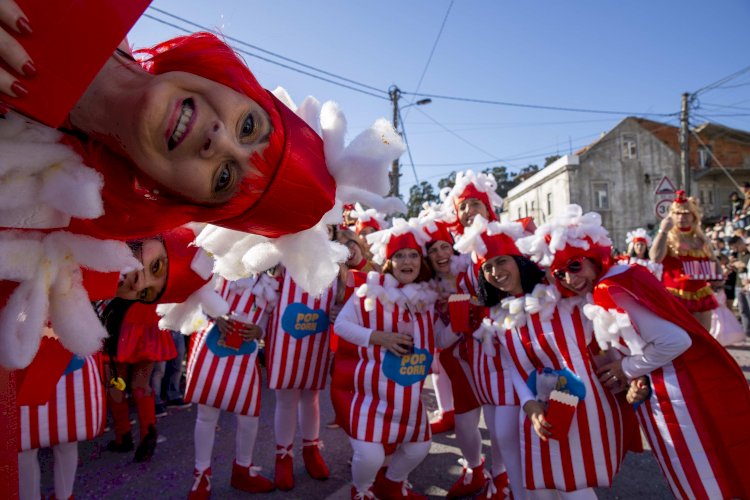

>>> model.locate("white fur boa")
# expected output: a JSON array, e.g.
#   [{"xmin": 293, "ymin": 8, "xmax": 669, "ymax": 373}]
[
  {"xmin": 355, "ymin": 271, "xmax": 438, "ymax": 314},
  {"xmin": 490, "ymin": 283, "xmax": 559, "ymax": 332},
  {"xmin": 582, "ymin": 303, "xmax": 646, "ymax": 356},
  {"xmin": 0, "ymin": 230, "xmax": 139, "ymax": 369},
  {"xmin": 195, "ymin": 88, "xmax": 404, "ymax": 296}
]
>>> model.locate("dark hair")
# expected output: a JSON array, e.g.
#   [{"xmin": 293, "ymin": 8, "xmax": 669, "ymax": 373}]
[
  {"xmin": 424, "ymin": 239, "xmax": 459, "ymax": 274},
  {"xmin": 627, "ymin": 242, "xmax": 650, "ymax": 258},
  {"xmin": 728, "ymin": 236, "xmax": 744, "ymax": 246},
  {"xmin": 101, "ymin": 298, "xmax": 135, "ymax": 358},
  {"xmin": 382, "ymin": 255, "xmax": 434, "ymax": 283},
  {"xmin": 477, "ymin": 255, "xmax": 545, "ymax": 307}
]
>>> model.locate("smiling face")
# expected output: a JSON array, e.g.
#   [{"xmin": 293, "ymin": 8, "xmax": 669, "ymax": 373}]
[
  {"xmin": 390, "ymin": 248, "xmax": 422, "ymax": 285},
  {"xmin": 457, "ymin": 197, "xmax": 490, "ymax": 227},
  {"xmin": 633, "ymin": 241, "xmax": 647, "ymax": 258},
  {"xmin": 340, "ymin": 237, "xmax": 365, "ymax": 267},
  {"xmin": 482, "ymin": 255, "xmax": 523, "ymax": 296},
  {"xmin": 117, "ymin": 239, "xmax": 168, "ymax": 302},
  {"xmin": 554, "ymin": 257, "xmax": 599, "ymax": 296},
  {"xmin": 121, "ymin": 71, "xmax": 272, "ymax": 204},
  {"xmin": 427, "ymin": 240, "xmax": 454, "ymax": 276},
  {"xmin": 674, "ymin": 210, "xmax": 695, "ymax": 231}
]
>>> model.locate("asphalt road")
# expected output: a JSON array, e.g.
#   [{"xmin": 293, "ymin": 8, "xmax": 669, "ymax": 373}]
[{"xmin": 33, "ymin": 338, "xmax": 750, "ymax": 499}]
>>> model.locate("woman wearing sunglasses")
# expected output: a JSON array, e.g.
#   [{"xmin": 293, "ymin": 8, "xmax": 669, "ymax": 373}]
[
  {"xmin": 521, "ymin": 204, "xmax": 750, "ymax": 500},
  {"xmin": 466, "ymin": 217, "xmax": 624, "ymax": 499}
]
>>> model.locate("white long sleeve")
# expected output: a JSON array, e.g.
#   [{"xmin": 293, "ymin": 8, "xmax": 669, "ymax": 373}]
[
  {"xmin": 434, "ymin": 317, "xmax": 460, "ymax": 349},
  {"xmin": 502, "ymin": 348, "xmax": 535, "ymax": 408},
  {"xmin": 333, "ymin": 295, "xmax": 373, "ymax": 348},
  {"xmin": 611, "ymin": 290, "xmax": 692, "ymax": 379}
]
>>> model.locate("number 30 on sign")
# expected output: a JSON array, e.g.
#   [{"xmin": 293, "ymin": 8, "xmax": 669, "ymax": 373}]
[{"xmin": 655, "ymin": 199, "xmax": 672, "ymax": 219}]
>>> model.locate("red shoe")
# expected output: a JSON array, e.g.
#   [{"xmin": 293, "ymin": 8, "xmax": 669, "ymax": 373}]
[
  {"xmin": 429, "ymin": 409, "xmax": 455, "ymax": 434},
  {"xmin": 302, "ymin": 439, "xmax": 330, "ymax": 480},
  {"xmin": 274, "ymin": 444, "xmax": 294, "ymax": 491},
  {"xmin": 188, "ymin": 468, "xmax": 211, "ymax": 500},
  {"xmin": 230, "ymin": 461, "xmax": 275, "ymax": 493},
  {"xmin": 372, "ymin": 474, "xmax": 427, "ymax": 500},
  {"xmin": 483, "ymin": 471, "xmax": 511, "ymax": 499},
  {"xmin": 446, "ymin": 459, "xmax": 487, "ymax": 499},
  {"xmin": 350, "ymin": 486, "xmax": 375, "ymax": 499}
]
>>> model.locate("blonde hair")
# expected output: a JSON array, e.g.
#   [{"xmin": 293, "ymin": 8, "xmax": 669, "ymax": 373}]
[{"xmin": 667, "ymin": 195, "xmax": 711, "ymax": 256}]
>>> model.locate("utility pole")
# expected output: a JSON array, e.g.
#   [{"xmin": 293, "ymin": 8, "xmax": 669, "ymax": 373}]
[
  {"xmin": 389, "ymin": 85, "xmax": 401, "ymax": 198},
  {"xmin": 680, "ymin": 92, "xmax": 691, "ymax": 195}
]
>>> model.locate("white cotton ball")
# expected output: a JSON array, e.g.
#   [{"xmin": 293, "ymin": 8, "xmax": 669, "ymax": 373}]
[
  {"xmin": 271, "ymin": 87, "xmax": 297, "ymax": 111},
  {"xmin": 50, "ymin": 278, "xmax": 106, "ymax": 356},
  {"xmin": 0, "ymin": 279, "xmax": 47, "ymax": 369},
  {"xmin": 296, "ymin": 96, "xmax": 322, "ymax": 134},
  {"xmin": 320, "ymin": 101, "xmax": 347, "ymax": 171},
  {"xmin": 57, "ymin": 234, "xmax": 139, "ymax": 274},
  {"xmin": 242, "ymin": 242, "xmax": 283, "ymax": 275},
  {"xmin": 41, "ymin": 160, "xmax": 104, "ymax": 219},
  {"xmin": 364, "ymin": 297, "xmax": 375, "ymax": 312},
  {"xmin": 0, "ymin": 173, "xmax": 38, "ymax": 209},
  {"xmin": 196, "ymin": 283, "xmax": 229, "ymax": 319},
  {"xmin": 0, "ymin": 237, "xmax": 43, "ymax": 281}
]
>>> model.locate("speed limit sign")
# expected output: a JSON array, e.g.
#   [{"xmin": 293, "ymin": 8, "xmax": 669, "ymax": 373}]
[{"xmin": 655, "ymin": 199, "xmax": 671, "ymax": 219}]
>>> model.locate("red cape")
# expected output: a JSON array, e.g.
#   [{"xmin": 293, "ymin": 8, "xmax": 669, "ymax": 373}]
[{"xmin": 594, "ymin": 265, "xmax": 750, "ymax": 497}]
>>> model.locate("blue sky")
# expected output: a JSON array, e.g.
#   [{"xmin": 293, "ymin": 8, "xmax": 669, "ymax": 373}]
[{"xmin": 127, "ymin": 0, "xmax": 750, "ymax": 197}]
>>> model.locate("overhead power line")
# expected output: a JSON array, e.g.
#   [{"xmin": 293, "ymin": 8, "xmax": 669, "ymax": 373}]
[
  {"xmin": 400, "ymin": 91, "xmax": 678, "ymax": 117},
  {"xmin": 692, "ymin": 64, "xmax": 750, "ymax": 96}
]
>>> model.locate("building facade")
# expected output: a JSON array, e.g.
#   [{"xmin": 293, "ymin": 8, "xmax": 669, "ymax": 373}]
[{"xmin": 503, "ymin": 117, "xmax": 750, "ymax": 250}]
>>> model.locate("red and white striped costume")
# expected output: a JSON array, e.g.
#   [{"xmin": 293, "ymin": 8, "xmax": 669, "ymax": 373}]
[
  {"xmin": 589, "ymin": 265, "xmax": 750, "ymax": 499},
  {"xmin": 19, "ymin": 342, "xmax": 105, "ymax": 451},
  {"xmin": 497, "ymin": 287, "xmax": 623, "ymax": 491},
  {"xmin": 333, "ymin": 272, "xmax": 439, "ymax": 444},
  {"xmin": 266, "ymin": 270, "xmax": 336, "ymax": 390},
  {"xmin": 465, "ymin": 326, "xmax": 518, "ymax": 407},
  {"xmin": 185, "ymin": 274, "xmax": 277, "ymax": 416}
]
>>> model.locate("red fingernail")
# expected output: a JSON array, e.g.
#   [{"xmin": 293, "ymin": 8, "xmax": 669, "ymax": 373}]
[
  {"xmin": 16, "ymin": 17, "xmax": 32, "ymax": 35},
  {"xmin": 11, "ymin": 81, "xmax": 28, "ymax": 98},
  {"xmin": 21, "ymin": 61, "xmax": 36, "ymax": 78}
]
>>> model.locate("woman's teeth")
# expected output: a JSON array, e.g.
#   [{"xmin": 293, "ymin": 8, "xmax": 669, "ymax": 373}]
[{"xmin": 168, "ymin": 99, "xmax": 195, "ymax": 150}]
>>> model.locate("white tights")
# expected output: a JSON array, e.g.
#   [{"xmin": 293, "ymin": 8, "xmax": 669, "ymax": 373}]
[
  {"xmin": 349, "ymin": 438, "xmax": 431, "ymax": 493},
  {"xmin": 274, "ymin": 388, "xmax": 320, "ymax": 446},
  {"xmin": 454, "ymin": 407, "xmax": 483, "ymax": 467},
  {"xmin": 484, "ymin": 405, "xmax": 525, "ymax": 499},
  {"xmin": 430, "ymin": 357, "xmax": 454, "ymax": 413},
  {"xmin": 18, "ymin": 442, "xmax": 78, "ymax": 500},
  {"xmin": 194, "ymin": 404, "xmax": 260, "ymax": 471}
]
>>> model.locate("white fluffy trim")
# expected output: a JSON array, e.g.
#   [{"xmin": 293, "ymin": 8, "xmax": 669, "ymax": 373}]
[
  {"xmin": 491, "ymin": 283, "xmax": 558, "ymax": 332},
  {"xmin": 366, "ymin": 217, "xmax": 432, "ymax": 265},
  {"xmin": 0, "ymin": 230, "xmax": 140, "ymax": 369},
  {"xmin": 157, "ymin": 277, "xmax": 229, "ymax": 335},
  {"xmin": 197, "ymin": 222, "xmax": 348, "ymax": 297},
  {"xmin": 0, "ymin": 112, "xmax": 104, "ymax": 229},
  {"xmin": 472, "ymin": 317, "xmax": 499, "ymax": 357},
  {"xmin": 516, "ymin": 204, "xmax": 612, "ymax": 266},
  {"xmin": 439, "ymin": 170, "xmax": 503, "ymax": 216},
  {"xmin": 228, "ymin": 273, "xmax": 280, "ymax": 312},
  {"xmin": 625, "ymin": 228, "xmax": 652, "ymax": 247},
  {"xmin": 454, "ymin": 216, "xmax": 525, "ymax": 263},
  {"xmin": 355, "ymin": 271, "xmax": 438, "ymax": 313},
  {"xmin": 582, "ymin": 304, "xmax": 646, "ymax": 355},
  {"xmin": 349, "ymin": 202, "xmax": 390, "ymax": 229}
]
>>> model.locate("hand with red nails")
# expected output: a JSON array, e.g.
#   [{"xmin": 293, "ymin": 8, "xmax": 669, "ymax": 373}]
[{"xmin": 0, "ymin": 0, "xmax": 33, "ymax": 103}]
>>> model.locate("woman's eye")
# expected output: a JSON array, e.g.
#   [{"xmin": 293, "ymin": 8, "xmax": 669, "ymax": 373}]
[
  {"xmin": 240, "ymin": 113, "xmax": 256, "ymax": 138},
  {"xmin": 214, "ymin": 164, "xmax": 233, "ymax": 193},
  {"xmin": 151, "ymin": 259, "xmax": 162, "ymax": 275}
]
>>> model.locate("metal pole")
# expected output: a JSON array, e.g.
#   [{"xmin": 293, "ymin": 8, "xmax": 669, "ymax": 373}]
[
  {"xmin": 680, "ymin": 92, "xmax": 691, "ymax": 195},
  {"xmin": 389, "ymin": 85, "xmax": 401, "ymax": 198}
]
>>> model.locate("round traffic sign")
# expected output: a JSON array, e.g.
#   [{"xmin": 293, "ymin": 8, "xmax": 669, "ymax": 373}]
[{"xmin": 655, "ymin": 199, "xmax": 671, "ymax": 219}]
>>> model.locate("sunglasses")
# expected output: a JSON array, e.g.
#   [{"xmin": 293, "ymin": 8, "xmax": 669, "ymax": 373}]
[{"xmin": 552, "ymin": 257, "xmax": 585, "ymax": 280}]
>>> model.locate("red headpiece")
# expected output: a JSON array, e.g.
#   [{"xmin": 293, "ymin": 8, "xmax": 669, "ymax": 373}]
[
  {"xmin": 423, "ymin": 220, "xmax": 454, "ymax": 246},
  {"xmin": 157, "ymin": 227, "xmax": 213, "ymax": 305},
  {"xmin": 355, "ymin": 218, "xmax": 381, "ymax": 235},
  {"xmin": 454, "ymin": 217, "xmax": 524, "ymax": 267},
  {"xmin": 367, "ymin": 218, "xmax": 431, "ymax": 265},
  {"xmin": 385, "ymin": 232, "xmax": 422, "ymax": 260}
]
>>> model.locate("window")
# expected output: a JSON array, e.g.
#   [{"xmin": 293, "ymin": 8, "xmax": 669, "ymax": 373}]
[
  {"xmin": 524, "ymin": 202, "xmax": 529, "ymax": 217},
  {"xmin": 592, "ymin": 182, "xmax": 610, "ymax": 210},
  {"xmin": 621, "ymin": 134, "xmax": 637, "ymax": 160},
  {"xmin": 517, "ymin": 207, "xmax": 522, "ymax": 219},
  {"xmin": 546, "ymin": 192, "xmax": 552, "ymax": 214},
  {"xmin": 530, "ymin": 200, "xmax": 536, "ymax": 215},
  {"xmin": 699, "ymin": 146, "xmax": 712, "ymax": 169}
]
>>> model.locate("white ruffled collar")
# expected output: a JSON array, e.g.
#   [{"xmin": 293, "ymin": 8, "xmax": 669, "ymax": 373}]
[
  {"xmin": 355, "ymin": 271, "xmax": 438, "ymax": 313},
  {"xmin": 228, "ymin": 273, "xmax": 280, "ymax": 310},
  {"xmin": 490, "ymin": 283, "xmax": 559, "ymax": 330}
]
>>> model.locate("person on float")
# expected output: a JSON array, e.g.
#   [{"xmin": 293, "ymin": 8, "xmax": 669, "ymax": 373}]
[
  {"xmin": 265, "ymin": 247, "xmax": 339, "ymax": 491},
  {"xmin": 421, "ymin": 217, "xmax": 458, "ymax": 436},
  {"xmin": 184, "ymin": 270, "xmax": 280, "ymax": 498},
  {"xmin": 650, "ymin": 190, "xmax": 719, "ymax": 330},
  {"xmin": 333, "ymin": 218, "xmax": 454, "ymax": 499},
  {"xmin": 618, "ymin": 228, "xmax": 662, "ymax": 279},
  {"xmin": 525, "ymin": 204, "xmax": 750, "ymax": 500},
  {"xmin": 435, "ymin": 169, "xmax": 504, "ymax": 498}
]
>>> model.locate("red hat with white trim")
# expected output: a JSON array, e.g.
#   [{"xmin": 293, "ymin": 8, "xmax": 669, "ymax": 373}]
[
  {"xmin": 366, "ymin": 218, "xmax": 432, "ymax": 265},
  {"xmin": 454, "ymin": 216, "xmax": 525, "ymax": 267},
  {"xmin": 626, "ymin": 228, "xmax": 651, "ymax": 247},
  {"xmin": 439, "ymin": 170, "xmax": 503, "ymax": 233}
]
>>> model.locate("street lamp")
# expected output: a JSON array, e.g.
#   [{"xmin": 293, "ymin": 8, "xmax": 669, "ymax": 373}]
[{"xmin": 389, "ymin": 86, "xmax": 431, "ymax": 198}]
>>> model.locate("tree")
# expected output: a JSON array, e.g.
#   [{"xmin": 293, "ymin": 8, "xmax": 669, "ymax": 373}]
[
  {"xmin": 544, "ymin": 155, "xmax": 561, "ymax": 167},
  {"xmin": 406, "ymin": 181, "xmax": 438, "ymax": 217}
]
